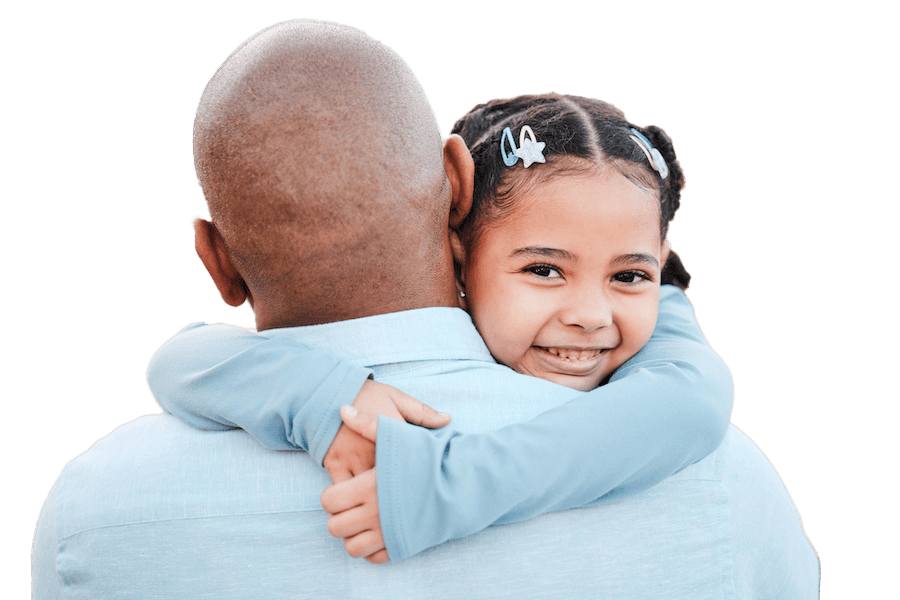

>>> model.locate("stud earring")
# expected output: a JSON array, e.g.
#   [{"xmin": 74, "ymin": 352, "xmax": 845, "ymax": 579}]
[{"xmin": 459, "ymin": 290, "xmax": 466, "ymax": 298}]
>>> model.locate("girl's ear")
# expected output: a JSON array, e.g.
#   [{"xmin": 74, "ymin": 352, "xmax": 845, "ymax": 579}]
[
  {"xmin": 443, "ymin": 134, "xmax": 474, "ymax": 228},
  {"xmin": 660, "ymin": 239, "xmax": 671, "ymax": 268},
  {"xmin": 449, "ymin": 228, "xmax": 468, "ymax": 311},
  {"xmin": 194, "ymin": 218, "xmax": 249, "ymax": 307}
]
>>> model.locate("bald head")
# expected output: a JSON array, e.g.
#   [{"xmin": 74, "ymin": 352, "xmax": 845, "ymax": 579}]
[{"xmin": 194, "ymin": 20, "xmax": 456, "ymax": 328}]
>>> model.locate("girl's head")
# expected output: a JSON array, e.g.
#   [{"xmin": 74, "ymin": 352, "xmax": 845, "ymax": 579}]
[{"xmin": 450, "ymin": 94, "xmax": 687, "ymax": 390}]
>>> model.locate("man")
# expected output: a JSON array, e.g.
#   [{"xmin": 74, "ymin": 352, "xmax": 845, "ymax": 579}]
[{"xmin": 33, "ymin": 20, "xmax": 819, "ymax": 598}]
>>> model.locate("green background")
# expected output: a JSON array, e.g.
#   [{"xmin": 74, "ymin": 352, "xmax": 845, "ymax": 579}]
[{"xmin": 2, "ymin": 1, "xmax": 898, "ymax": 598}]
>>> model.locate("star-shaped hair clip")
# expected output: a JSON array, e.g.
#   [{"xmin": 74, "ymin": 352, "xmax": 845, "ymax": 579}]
[{"xmin": 500, "ymin": 125, "xmax": 546, "ymax": 168}]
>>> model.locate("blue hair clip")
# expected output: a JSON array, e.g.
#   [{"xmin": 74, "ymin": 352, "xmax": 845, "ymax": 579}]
[
  {"xmin": 629, "ymin": 128, "xmax": 669, "ymax": 179},
  {"xmin": 501, "ymin": 127, "xmax": 519, "ymax": 167},
  {"xmin": 500, "ymin": 125, "xmax": 546, "ymax": 168}
]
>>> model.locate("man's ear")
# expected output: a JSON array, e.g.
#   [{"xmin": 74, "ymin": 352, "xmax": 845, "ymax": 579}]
[
  {"xmin": 194, "ymin": 218, "xmax": 248, "ymax": 307},
  {"xmin": 443, "ymin": 134, "xmax": 474, "ymax": 228}
]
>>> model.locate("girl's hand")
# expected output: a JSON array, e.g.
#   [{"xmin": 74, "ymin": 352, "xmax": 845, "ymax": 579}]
[
  {"xmin": 321, "ymin": 400, "xmax": 449, "ymax": 563},
  {"xmin": 336, "ymin": 403, "xmax": 381, "ymax": 443},
  {"xmin": 321, "ymin": 467, "xmax": 388, "ymax": 563},
  {"xmin": 322, "ymin": 381, "xmax": 451, "ymax": 483}
]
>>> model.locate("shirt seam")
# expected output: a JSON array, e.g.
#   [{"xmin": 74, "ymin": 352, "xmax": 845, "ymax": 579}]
[
  {"xmin": 60, "ymin": 507, "xmax": 324, "ymax": 540},
  {"xmin": 370, "ymin": 358, "xmax": 490, "ymax": 378},
  {"xmin": 358, "ymin": 353, "xmax": 495, "ymax": 368}
]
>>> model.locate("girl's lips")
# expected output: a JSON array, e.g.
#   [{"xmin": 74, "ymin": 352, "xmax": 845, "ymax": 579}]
[{"xmin": 532, "ymin": 346, "xmax": 608, "ymax": 375}]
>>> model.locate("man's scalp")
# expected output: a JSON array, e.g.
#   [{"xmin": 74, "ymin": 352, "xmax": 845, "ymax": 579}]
[{"xmin": 194, "ymin": 20, "xmax": 449, "ymax": 326}]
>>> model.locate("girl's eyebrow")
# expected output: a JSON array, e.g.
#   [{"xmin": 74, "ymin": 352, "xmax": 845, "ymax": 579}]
[
  {"xmin": 509, "ymin": 246, "xmax": 577, "ymax": 261},
  {"xmin": 614, "ymin": 253, "xmax": 659, "ymax": 269},
  {"xmin": 510, "ymin": 248, "xmax": 659, "ymax": 269}
]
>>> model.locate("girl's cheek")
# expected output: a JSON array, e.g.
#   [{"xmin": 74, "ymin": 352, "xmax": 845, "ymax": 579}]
[{"xmin": 636, "ymin": 295, "xmax": 660, "ymax": 347}]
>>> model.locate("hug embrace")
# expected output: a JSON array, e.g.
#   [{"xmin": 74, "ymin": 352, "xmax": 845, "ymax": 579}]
[{"xmin": 33, "ymin": 19, "xmax": 819, "ymax": 599}]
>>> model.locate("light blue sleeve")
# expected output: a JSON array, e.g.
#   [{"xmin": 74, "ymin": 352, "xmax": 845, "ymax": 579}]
[
  {"xmin": 376, "ymin": 286, "xmax": 734, "ymax": 561},
  {"xmin": 147, "ymin": 323, "xmax": 372, "ymax": 465}
]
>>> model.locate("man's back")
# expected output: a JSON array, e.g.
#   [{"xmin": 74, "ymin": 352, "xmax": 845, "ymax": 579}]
[{"xmin": 34, "ymin": 306, "xmax": 819, "ymax": 599}]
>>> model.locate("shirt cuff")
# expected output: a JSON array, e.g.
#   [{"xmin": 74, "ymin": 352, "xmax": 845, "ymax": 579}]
[{"xmin": 305, "ymin": 362, "xmax": 373, "ymax": 465}]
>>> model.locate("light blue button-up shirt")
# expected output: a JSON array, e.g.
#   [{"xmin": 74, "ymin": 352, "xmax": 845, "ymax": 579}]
[{"xmin": 33, "ymin": 288, "xmax": 819, "ymax": 598}]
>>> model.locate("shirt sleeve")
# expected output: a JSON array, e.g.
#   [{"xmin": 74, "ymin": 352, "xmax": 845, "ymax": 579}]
[
  {"xmin": 146, "ymin": 323, "xmax": 372, "ymax": 465},
  {"xmin": 376, "ymin": 286, "xmax": 734, "ymax": 561}
]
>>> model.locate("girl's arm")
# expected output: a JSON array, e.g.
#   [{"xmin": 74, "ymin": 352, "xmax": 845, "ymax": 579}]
[
  {"xmin": 370, "ymin": 286, "xmax": 733, "ymax": 561},
  {"xmin": 149, "ymin": 287, "xmax": 731, "ymax": 563},
  {"xmin": 147, "ymin": 323, "xmax": 373, "ymax": 466},
  {"xmin": 148, "ymin": 325, "xmax": 450, "ymax": 474}
]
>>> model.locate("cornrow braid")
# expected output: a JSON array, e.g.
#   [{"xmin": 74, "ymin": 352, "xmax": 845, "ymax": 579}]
[
  {"xmin": 635, "ymin": 124, "xmax": 690, "ymax": 288},
  {"xmin": 634, "ymin": 125, "xmax": 685, "ymax": 240},
  {"xmin": 451, "ymin": 93, "xmax": 691, "ymax": 289}
]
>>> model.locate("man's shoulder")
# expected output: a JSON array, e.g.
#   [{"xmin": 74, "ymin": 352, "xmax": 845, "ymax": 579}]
[
  {"xmin": 717, "ymin": 425, "xmax": 795, "ymax": 490},
  {"xmin": 716, "ymin": 426, "xmax": 821, "ymax": 596},
  {"xmin": 662, "ymin": 425, "xmax": 790, "ymax": 484},
  {"xmin": 647, "ymin": 425, "xmax": 810, "ymax": 535},
  {"xmin": 660, "ymin": 425, "xmax": 809, "ymax": 509},
  {"xmin": 52, "ymin": 414, "xmax": 328, "ymax": 540},
  {"xmin": 34, "ymin": 417, "xmax": 343, "ymax": 599}
]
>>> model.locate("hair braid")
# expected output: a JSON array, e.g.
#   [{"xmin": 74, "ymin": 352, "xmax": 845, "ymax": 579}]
[
  {"xmin": 639, "ymin": 125, "xmax": 684, "ymax": 235},
  {"xmin": 637, "ymin": 124, "xmax": 690, "ymax": 288}
]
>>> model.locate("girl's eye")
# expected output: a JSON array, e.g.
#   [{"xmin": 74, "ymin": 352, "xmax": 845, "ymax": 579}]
[
  {"xmin": 613, "ymin": 270, "xmax": 650, "ymax": 284},
  {"xmin": 526, "ymin": 265, "xmax": 562, "ymax": 278}
]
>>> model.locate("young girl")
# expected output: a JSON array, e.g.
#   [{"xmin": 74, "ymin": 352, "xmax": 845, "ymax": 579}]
[
  {"xmin": 450, "ymin": 93, "xmax": 692, "ymax": 392},
  {"xmin": 149, "ymin": 93, "xmax": 730, "ymax": 563}
]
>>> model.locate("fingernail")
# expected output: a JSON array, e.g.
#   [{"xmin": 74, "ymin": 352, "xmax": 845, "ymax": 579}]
[{"xmin": 342, "ymin": 405, "xmax": 358, "ymax": 417}]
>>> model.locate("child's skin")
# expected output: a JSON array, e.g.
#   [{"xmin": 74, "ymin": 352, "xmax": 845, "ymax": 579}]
[
  {"xmin": 457, "ymin": 162, "xmax": 666, "ymax": 391},
  {"xmin": 322, "ymin": 157, "xmax": 671, "ymax": 562}
]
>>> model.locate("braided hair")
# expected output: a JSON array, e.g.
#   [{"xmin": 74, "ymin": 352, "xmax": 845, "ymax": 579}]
[{"xmin": 451, "ymin": 93, "xmax": 691, "ymax": 289}]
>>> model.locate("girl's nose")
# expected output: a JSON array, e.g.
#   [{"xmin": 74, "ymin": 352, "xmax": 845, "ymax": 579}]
[{"xmin": 560, "ymin": 291, "xmax": 613, "ymax": 332}]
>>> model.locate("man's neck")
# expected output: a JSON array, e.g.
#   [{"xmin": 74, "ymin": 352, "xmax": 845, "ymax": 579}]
[{"xmin": 255, "ymin": 284, "xmax": 460, "ymax": 331}]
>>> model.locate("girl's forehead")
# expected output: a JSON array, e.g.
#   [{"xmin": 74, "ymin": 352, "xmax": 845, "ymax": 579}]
[
  {"xmin": 488, "ymin": 170, "xmax": 662, "ymax": 245},
  {"xmin": 520, "ymin": 169, "xmax": 658, "ymax": 214},
  {"xmin": 504, "ymin": 157, "xmax": 658, "ymax": 202}
]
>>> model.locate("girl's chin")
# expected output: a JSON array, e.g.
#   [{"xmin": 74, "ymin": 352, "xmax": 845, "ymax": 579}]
[{"xmin": 540, "ymin": 372, "xmax": 604, "ymax": 391}]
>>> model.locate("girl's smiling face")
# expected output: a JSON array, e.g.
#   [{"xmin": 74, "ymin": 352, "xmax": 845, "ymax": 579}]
[{"xmin": 459, "ymin": 168, "xmax": 664, "ymax": 391}]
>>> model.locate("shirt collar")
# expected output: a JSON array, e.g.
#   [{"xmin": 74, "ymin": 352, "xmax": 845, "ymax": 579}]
[{"xmin": 260, "ymin": 307, "xmax": 495, "ymax": 367}]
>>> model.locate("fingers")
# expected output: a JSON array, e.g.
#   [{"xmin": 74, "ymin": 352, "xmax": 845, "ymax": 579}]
[
  {"xmin": 326, "ymin": 504, "xmax": 374, "ymax": 538},
  {"xmin": 327, "ymin": 466, "xmax": 352, "ymax": 484},
  {"xmin": 355, "ymin": 379, "xmax": 450, "ymax": 429},
  {"xmin": 393, "ymin": 392, "xmax": 452, "ymax": 429},
  {"xmin": 320, "ymin": 467, "xmax": 377, "ymax": 514},
  {"xmin": 339, "ymin": 395, "xmax": 451, "ymax": 445},
  {"xmin": 340, "ymin": 405, "xmax": 379, "ymax": 443},
  {"xmin": 342, "ymin": 529, "xmax": 386, "ymax": 559},
  {"xmin": 322, "ymin": 424, "xmax": 376, "ymax": 483},
  {"xmin": 364, "ymin": 549, "xmax": 390, "ymax": 564},
  {"xmin": 320, "ymin": 467, "xmax": 388, "ymax": 563}
]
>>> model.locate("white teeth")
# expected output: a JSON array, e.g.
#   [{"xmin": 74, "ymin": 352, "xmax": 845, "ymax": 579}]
[{"xmin": 545, "ymin": 347, "xmax": 603, "ymax": 361}]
